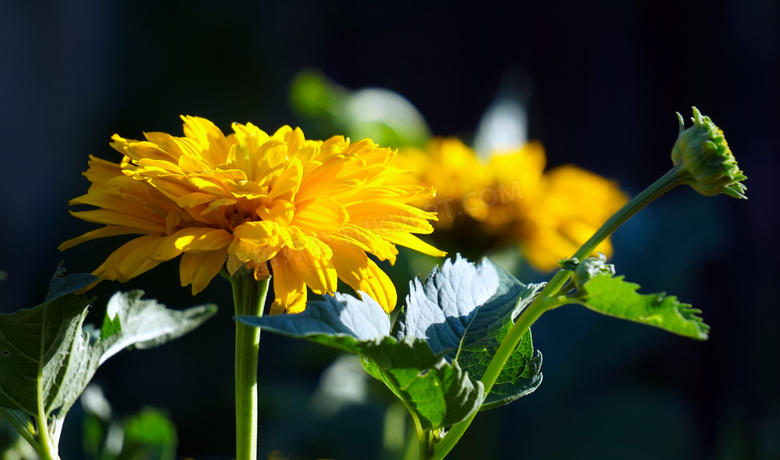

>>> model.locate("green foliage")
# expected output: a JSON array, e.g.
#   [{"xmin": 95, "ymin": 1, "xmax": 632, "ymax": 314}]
[
  {"xmin": 362, "ymin": 355, "xmax": 482, "ymax": 431},
  {"xmin": 240, "ymin": 255, "xmax": 545, "ymax": 432},
  {"xmin": 572, "ymin": 273, "xmax": 709, "ymax": 340},
  {"xmin": 239, "ymin": 293, "xmax": 484, "ymax": 431},
  {"xmin": 0, "ymin": 269, "xmax": 216, "ymax": 456},
  {"xmin": 397, "ymin": 256, "xmax": 545, "ymax": 409}
]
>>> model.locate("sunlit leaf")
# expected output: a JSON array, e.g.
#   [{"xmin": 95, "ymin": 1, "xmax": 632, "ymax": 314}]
[
  {"xmin": 239, "ymin": 292, "xmax": 483, "ymax": 430},
  {"xmin": 575, "ymin": 274, "xmax": 709, "ymax": 340},
  {"xmin": 397, "ymin": 255, "xmax": 545, "ymax": 409}
]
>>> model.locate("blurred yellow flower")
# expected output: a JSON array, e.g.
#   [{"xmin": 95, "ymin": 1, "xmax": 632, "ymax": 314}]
[
  {"xmin": 395, "ymin": 138, "xmax": 628, "ymax": 271},
  {"xmin": 393, "ymin": 138, "xmax": 495, "ymax": 227},
  {"xmin": 61, "ymin": 116, "xmax": 445, "ymax": 313}
]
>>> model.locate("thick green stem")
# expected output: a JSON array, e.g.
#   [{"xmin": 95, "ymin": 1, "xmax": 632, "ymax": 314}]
[
  {"xmin": 432, "ymin": 165, "xmax": 688, "ymax": 460},
  {"xmin": 229, "ymin": 272, "xmax": 270, "ymax": 460}
]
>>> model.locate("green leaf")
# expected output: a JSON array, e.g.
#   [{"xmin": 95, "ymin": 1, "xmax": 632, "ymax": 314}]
[
  {"xmin": 361, "ymin": 356, "xmax": 482, "ymax": 430},
  {"xmin": 45, "ymin": 266, "xmax": 97, "ymax": 301},
  {"xmin": 0, "ymin": 272, "xmax": 217, "ymax": 426},
  {"xmin": 398, "ymin": 255, "xmax": 545, "ymax": 409},
  {"xmin": 238, "ymin": 293, "xmax": 484, "ymax": 430},
  {"xmin": 117, "ymin": 408, "xmax": 177, "ymax": 460},
  {"xmin": 575, "ymin": 274, "xmax": 709, "ymax": 340}
]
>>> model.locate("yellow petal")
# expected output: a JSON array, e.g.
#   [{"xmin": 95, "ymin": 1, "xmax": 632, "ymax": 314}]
[
  {"xmin": 270, "ymin": 254, "xmax": 307, "ymax": 314},
  {"xmin": 93, "ymin": 235, "xmax": 166, "ymax": 282},
  {"xmin": 177, "ymin": 192, "xmax": 216, "ymax": 208},
  {"xmin": 180, "ymin": 249, "xmax": 228, "ymax": 294},
  {"xmin": 181, "ymin": 115, "xmax": 231, "ymax": 166},
  {"xmin": 382, "ymin": 232, "xmax": 446, "ymax": 258},
  {"xmin": 111, "ymin": 135, "xmax": 177, "ymax": 163},
  {"xmin": 154, "ymin": 227, "xmax": 233, "ymax": 261},
  {"xmin": 59, "ymin": 226, "xmax": 146, "ymax": 251},
  {"xmin": 346, "ymin": 200, "xmax": 438, "ymax": 234},
  {"xmin": 283, "ymin": 126, "xmax": 306, "ymax": 158},
  {"xmin": 292, "ymin": 196, "xmax": 349, "ymax": 232},
  {"xmin": 69, "ymin": 210, "xmax": 166, "ymax": 233},
  {"xmin": 330, "ymin": 246, "xmax": 397, "ymax": 312},
  {"xmin": 280, "ymin": 245, "xmax": 337, "ymax": 295},
  {"xmin": 256, "ymin": 199, "xmax": 295, "ymax": 226},
  {"xmin": 231, "ymin": 122, "xmax": 270, "ymax": 154},
  {"xmin": 255, "ymin": 139, "xmax": 288, "ymax": 171},
  {"xmin": 269, "ymin": 158, "xmax": 303, "ymax": 200},
  {"xmin": 230, "ymin": 221, "xmax": 283, "ymax": 264},
  {"xmin": 323, "ymin": 223, "xmax": 399, "ymax": 262}
]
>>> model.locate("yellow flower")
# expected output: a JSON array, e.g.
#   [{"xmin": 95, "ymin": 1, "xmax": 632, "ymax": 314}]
[
  {"xmin": 395, "ymin": 138, "xmax": 628, "ymax": 271},
  {"xmin": 392, "ymin": 138, "xmax": 495, "ymax": 227},
  {"xmin": 60, "ymin": 116, "xmax": 445, "ymax": 314}
]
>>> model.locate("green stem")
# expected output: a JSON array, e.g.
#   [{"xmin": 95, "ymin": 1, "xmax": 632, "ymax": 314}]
[
  {"xmin": 572, "ymin": 165, "xmax": 686, "ymax": 262},
  {"xmin": 432, "ymin": 165, "xmax": 688, "ymax": 460},
  {"xmin": 430, "ymin": 294, "xmax": 565, "ymax": 460},
  {"xmin": 229, "ymin": 272, "xmax": 270, "ymax": 460},
  {"xmin": 410, "ymin": 411, "xmax": 431, "ymax": 460},
  {"xmin": 35, "ymin": 365, "xmax": 58, "ymax": 459}
]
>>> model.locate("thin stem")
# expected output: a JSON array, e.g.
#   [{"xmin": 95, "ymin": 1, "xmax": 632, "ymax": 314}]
[
  {"xmin": 432, "ymin": 165, "xmax": 688, "ymax": 460},
  {"xmin": 409, "ymin": 411, "xmax": 431, "ymax": 460},
  {"xmin": 572, "ymin": 165, "xmax": 686, "ymax": 262},
  {"xmin": 430, "ymin": 294, "xmax": 565, "ymax": 460},
  {"xmin": 229, "ymin": 272, "xmax": 270, "ymax": 460}
]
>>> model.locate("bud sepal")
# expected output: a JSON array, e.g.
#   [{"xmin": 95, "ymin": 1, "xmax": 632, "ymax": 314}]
[{"xmin": 671, "ymin": 107, "xmax": 747, "ymax": 199}]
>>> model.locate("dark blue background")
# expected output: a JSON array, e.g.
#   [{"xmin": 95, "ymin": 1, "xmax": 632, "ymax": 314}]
[{"xmin": 1, "ymin": 1, "xmax": 778, "ymax": 459}]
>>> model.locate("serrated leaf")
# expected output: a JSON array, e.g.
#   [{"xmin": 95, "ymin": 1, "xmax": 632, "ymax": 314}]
[
  {"xmin": 238, "ymin": 292, "xmax": 483, "ymax": 430},
  {"xmin": 397, "ymin": 255, "xmax": 545, "ymax": 409},
  {"xmin": 576, "ymin": 274, "xmax": 709, "ymax": 340},
  {"xmin": 0, "ymin": 272, "xmax": 217, "ymax": 426}
]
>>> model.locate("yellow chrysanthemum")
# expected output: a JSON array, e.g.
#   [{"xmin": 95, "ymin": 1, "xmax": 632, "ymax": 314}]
[
  {"xmin": 395, "ymin": 137, "xmax": 628, "ymax": 271},
  {"xmin": 60, "ymin": 116, "xmax": 445, "ymax": 313}
]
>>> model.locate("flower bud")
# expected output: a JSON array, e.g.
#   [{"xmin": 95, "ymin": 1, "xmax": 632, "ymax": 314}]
[
  {"xmin": 573, "ymin": 253, "xmax": 615, "ymax": 289},
  {"xmin": 671, "ymin": 107, "xmax": 747, "ymax": 199}
]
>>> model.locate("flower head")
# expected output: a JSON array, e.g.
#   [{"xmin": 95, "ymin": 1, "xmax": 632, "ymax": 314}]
[
  {"xmin": 61, "ymin": 116, "xmax": 445, "ymax": 313},
  {"xmin": 671, "ymin": 107, "xmax": 747, "ymax": 199},
  {"xmin": 395, "ymin": 138, "xmax": 628, "ymax": 271}
]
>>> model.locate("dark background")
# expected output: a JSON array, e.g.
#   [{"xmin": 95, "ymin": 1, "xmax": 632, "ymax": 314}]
[{"xmin": 1, "ymin": 1, "xmax": 778, "ymax": 459}]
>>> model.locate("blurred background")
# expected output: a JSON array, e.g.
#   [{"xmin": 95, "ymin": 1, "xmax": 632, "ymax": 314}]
[{"xmin": 1, "ymin": 1, "xmax": 778, "ymax": 459}]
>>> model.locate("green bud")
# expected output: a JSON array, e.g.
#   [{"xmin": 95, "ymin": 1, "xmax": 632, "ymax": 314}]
[
  {"xmin": 671, "ymin": 107, "xmax": 747, "ymax": 199},
  {"xmin": 573, "ymin": 253, "xmax": 615, "ymax": 290}
]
